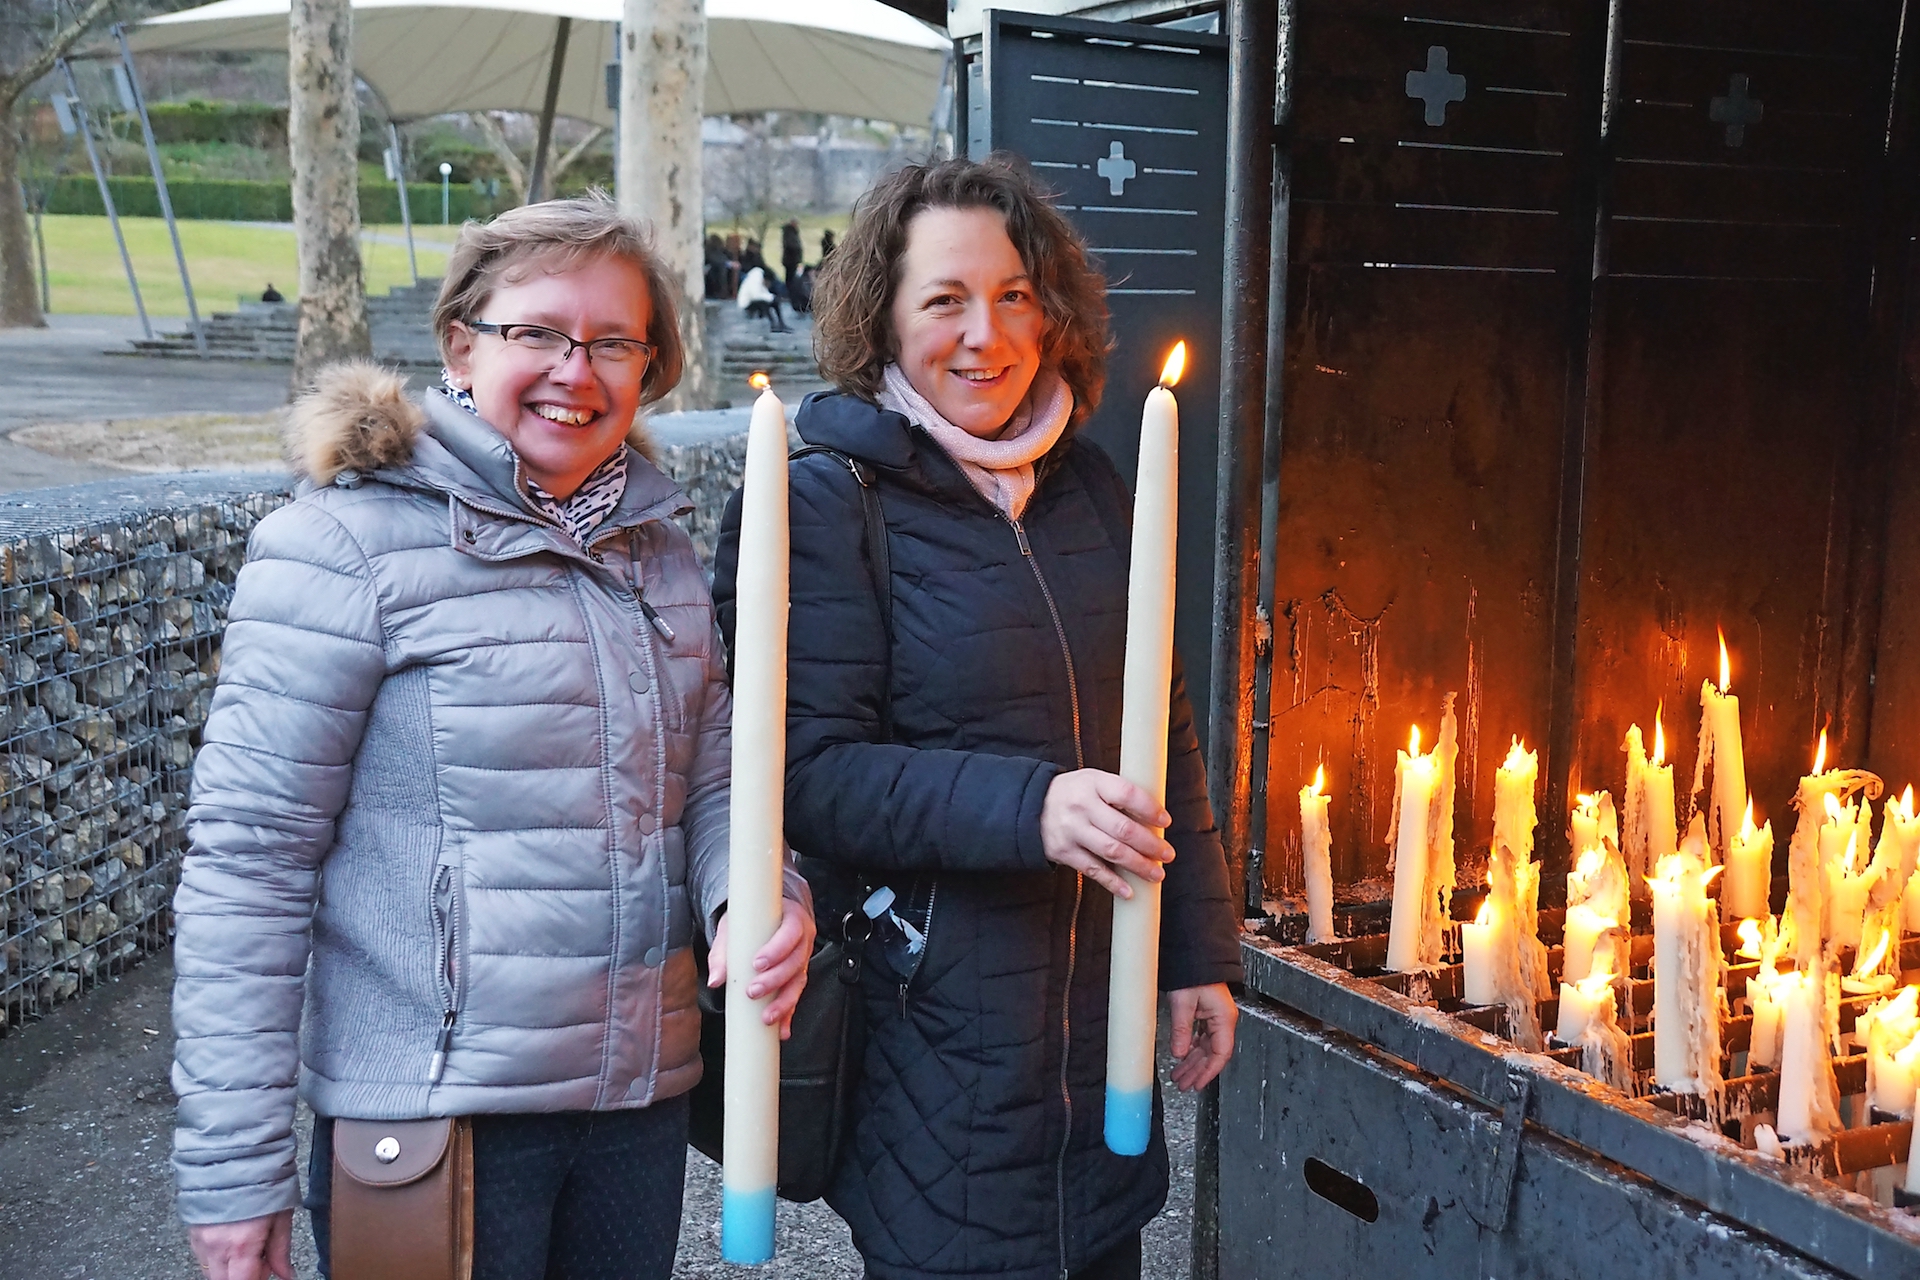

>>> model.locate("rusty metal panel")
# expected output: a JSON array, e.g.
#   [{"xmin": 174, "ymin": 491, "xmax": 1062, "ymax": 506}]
[
  {"xmin": 1267, "ymin": 0, "xmax": 1601, "ymax": 885},
  {"xmin": 1567, "ymin": 2, "xmax": 1904, "ymax": 845}
]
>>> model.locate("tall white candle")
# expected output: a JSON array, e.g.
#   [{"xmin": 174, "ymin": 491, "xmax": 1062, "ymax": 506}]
[
  {"xmin": 1461, "ymin": 900, "xmax": 1499, "ymax": 1006},
  {"xmin": 1623, "ymin": 715, "xmax": 1677, "ymax": 895},
  {"xmin": 1693, "ymin": 634, "xmax": 1747, "ymax": 866},
  {"xmin": 1724, "ymin": 800, "xmax": 1774, "ymax": 921},
  {"xmin": 721, "ymin": 378, "xmax": 791, "ymax": 1263},
  {"xmin": 1865, "ymin": 987, "xmax": 1920, "ymax": 1116},
  {"xmin": 1783, "ymin": 730, "xmax": 1874, "ymax": 968},
  {"xmin": 1747, "ymin": 972, "xmax": 1784, "ymax": 1070},
  {"xmin": 1386, "ymin": 727, "xmax": 1438, "ymax": 974},
  {"xmin": 1775, "ymin": 966, "xmax": 1841, "ymax": 1144},
  {"xmin": 1300, "ymin": 766, "xmax": 1335, "ymax": 945},
  {"xmin": 1561, "ymin": 904, "xmax": 1615, "ymax": 985},
  {"xmin": 1649, "ymin": 831, "xmax": 1724, "ymax": 1097},
  {"xmin": 1105, "ymin": 343, "xmax": 1183, "ymax": 1159}
]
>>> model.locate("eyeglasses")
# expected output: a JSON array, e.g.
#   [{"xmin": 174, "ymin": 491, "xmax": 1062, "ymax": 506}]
[{"xmin": 466, "ymin": 321, "xmax": 654, "ymax": 374}]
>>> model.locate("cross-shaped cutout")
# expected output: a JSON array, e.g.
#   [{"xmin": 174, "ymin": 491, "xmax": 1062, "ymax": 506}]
[
  {"xmin": 1710, "ymin": 73, "xmax": 1764, "ymax": 147},
  {"xmin": 1406, "ymin": 46, "xmax": 1466, "ymax": 127},
  {"xmin": 1096, "ymin": 141, "xmax": 1137, "ymax": 196}
]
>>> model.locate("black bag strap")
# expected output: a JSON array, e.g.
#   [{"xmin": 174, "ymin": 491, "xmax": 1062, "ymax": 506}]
[{"xmin": 790, "ymin": 444, "xmax": 893, "ymax": 742}]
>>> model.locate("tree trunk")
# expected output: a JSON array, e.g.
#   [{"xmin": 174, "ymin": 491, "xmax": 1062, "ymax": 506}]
[
  {"xmin": 0, "ymin": 113, "xmax": 45, "ymax": 328},
  {"xmin": 289, "ymin": 0, "xmax": 370, "ymax": 388},
  {"xmin": 619, "ymin": 0, "xmax": 707, "ymax": 411}
]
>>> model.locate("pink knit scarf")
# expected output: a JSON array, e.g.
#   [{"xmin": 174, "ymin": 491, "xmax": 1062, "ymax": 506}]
[{"xmin": 878, "ymin": 363, "xmax": 1072, "ymax": 520}]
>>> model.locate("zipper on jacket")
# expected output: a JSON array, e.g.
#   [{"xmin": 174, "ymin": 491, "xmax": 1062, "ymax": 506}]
[
  {"xmin": 429, "ymin": 862, "xmax": 461, "ymax": 1084},
  {"xmin": 896, "ymin": 878, "xmax": 939, "ymax": 1017},
  {"xmin": 1003, "ymin": 513, "xmax": 1088, "ymax": 1279}
]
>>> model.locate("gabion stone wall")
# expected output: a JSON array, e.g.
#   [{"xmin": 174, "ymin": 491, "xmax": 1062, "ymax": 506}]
[{"xmin": 0, "ymin": 475, "xmax": 288, "ymax": 1030}]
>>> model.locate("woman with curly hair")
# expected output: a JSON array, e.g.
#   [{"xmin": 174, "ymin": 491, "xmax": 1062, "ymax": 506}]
[{"xmin": 715, "ymin": 157, "xmax": 1241, "ymax": 1280}]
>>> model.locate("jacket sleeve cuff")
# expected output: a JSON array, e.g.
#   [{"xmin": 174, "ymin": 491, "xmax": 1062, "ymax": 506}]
[
  {"xmin": 1013, "ymin": 761, "xmax": 1062, "ymax": 872},
  {"xmin": 174, "ymin": 1172, "xmax": 302, "ymax": 1226},
  {"xmin": 1159, "ymin": 948, "xmax": 1247, "ymax": 993}
]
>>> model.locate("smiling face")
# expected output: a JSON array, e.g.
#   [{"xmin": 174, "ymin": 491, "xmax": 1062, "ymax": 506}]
[
  {"xmin": 888, "ymin": 206, "xmax": 1045, "ymax": 439},
  {"xmin": 443, "ymin": 252, "xmax": 651, "ymax": 498}
]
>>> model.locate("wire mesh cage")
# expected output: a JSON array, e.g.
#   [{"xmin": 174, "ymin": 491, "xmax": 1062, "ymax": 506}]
[{"xmin": 0, "ymin": 475, "xmax": 287, "ymax": 1032}]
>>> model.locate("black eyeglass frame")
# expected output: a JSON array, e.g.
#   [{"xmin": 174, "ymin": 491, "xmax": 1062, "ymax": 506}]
[{"xmin": 464, "ymin": 321, "xmax": 656, "ymax": 371}]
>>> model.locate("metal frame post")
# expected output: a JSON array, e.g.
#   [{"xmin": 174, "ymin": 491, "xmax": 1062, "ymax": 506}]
[
  {"xmin": 57, "ymin": 58, "xmax": 150, "ymax": 340},
  {"xmin": 388, "ymin": 121, "xmax": 418, "ymax": 283},
  {"xmin": 526, "ymin": 15, "xmax": 572, "ymax": 202},
  {"xmin": 114, "ymin": 25, "xmax": 204, "ymax": 355}
]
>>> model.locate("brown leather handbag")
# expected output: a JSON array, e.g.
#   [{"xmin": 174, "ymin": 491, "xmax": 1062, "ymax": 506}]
[{"xmin": 329, "ymin": 1117, "xmax": 475, "ymax": 1280}]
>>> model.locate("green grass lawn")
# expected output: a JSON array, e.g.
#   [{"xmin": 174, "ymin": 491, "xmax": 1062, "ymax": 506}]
[{"xmin": 36, "ymin": 215, "xmax": 459, "ymax": 318}]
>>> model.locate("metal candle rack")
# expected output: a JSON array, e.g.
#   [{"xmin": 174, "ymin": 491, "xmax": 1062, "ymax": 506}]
[{"xmin": 1221, "ymin": 898, "xmax": 1920, "ymax": 1279}]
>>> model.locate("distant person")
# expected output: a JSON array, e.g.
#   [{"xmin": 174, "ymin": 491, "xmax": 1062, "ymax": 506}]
[
  {"xmin": 736, "ymin": 264, "xmax": 791, "ymax": 333},
  {"xmin": 724, "ymin": 232, "xmax": 745, "ymax": 295},
  {"xmin": 790, "ymin": 263, "xmax": 816, "ymax": 315},
  {"xmin": 260, "ymin": 283, "xmax": 284, "ymax": 303},
  {"xmin": 819, "ymin": 228, "xmax": 836, "ymax": 261},
  {"xmin": 704, "ymin": 233, "xmax": 731, "ymax": 300},
  {"xmin": 740, "ymin": 237, "xmax": 767, "ymax": 277},
  {"xmin": 781, "ymin": 219, "xmax": 804, "ymax": 289}
]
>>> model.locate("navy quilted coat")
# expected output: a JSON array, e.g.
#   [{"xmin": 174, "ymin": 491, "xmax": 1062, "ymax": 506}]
[{"xmin": 714, "ymin": 390, "xmax": 1241, "ymax": 1280}]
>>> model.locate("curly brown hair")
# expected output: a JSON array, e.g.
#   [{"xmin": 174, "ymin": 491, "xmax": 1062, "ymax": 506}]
[
  {"xmin": 431, "ymin": 191, "xmax": 684, "ymax": 406},
  {"xmin": 811, "ymin": 155, "xmax": 1110, "ymax": 424}
]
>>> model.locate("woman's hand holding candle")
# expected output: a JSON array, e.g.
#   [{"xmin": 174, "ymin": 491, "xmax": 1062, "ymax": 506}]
[
  {"xmin": 1041, "ymin": 770, "xmax": 1174, "ymax": 898},
  {"xmin": 709, "ymin": 899, "xmax": 818, "ymax": 1038}
]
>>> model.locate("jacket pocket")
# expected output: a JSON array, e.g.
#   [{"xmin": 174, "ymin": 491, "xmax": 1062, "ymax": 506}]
[{"xmin": 428, "ymin": 852, "xmax": 466, "ymax": 1083}]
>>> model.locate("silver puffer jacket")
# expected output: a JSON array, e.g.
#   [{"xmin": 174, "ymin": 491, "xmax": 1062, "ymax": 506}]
[{"xmin": 171, "ymin": 363, "xmax": 800, "ymax": 1224}]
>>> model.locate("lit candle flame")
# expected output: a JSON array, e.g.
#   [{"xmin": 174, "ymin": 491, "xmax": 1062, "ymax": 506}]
[
  {"xmin": 1701, "ymin": 864, "xmax": 1725, "ymax": 889},
  {"xmin": 1813, "ymin": 728, "xmax": 1828, "ymax": 775},
  {"xmin": 1409, "ymin": 725, "xmax": 1422, "ymax": 757},
  {"xmin": 1474, "ymin": 899, "xmax": 1491, "ymax": 928},
  {"xmin": 1855, "ymin": 926, "xmax": 1892, "ymax": 978},
  {"xmin": 1739, "ymin": 798, "xmax": 1758, "ymax": 840},
  {"xmin": 1501, "ymin": 736, "xmax": 1531, "ymax": 772},
  {"xmin": 1824, "ymin": 791, "xmax": 1844, "ymax": 822},
  {"xmin": 1843, "ymin": 826, "xmax": 1862, "ymax": 874},
  {"xmin": 1158, "ymin": 341, "xmax": 1187, "ymax": 388},
  {"xmin": 1902, "ymin": 784, "xmax": 1916, "ymax": 819},
  {"xmin": 1718, "ymin": 630, "xmax": 1731, "ymax": 694},
  {"xmin": 748, "ymin": 371, "xmax": 771, "ymax": 392},
  {"xmin": 1308, "ymin": 764, "xmax": 1326, "ymax": 796},
  {"xmin": 1576, "ymin": 969, "xmax": 1616, "ymax": 997},
  {"xmin": 1736, "ymin": 917, "xmax": 1763, "ymax": 959},
  {"xmin": 1576, "ymin": 792, "xmax": 1598, "ymax": 815},
  {"xmin": 1653, "ymin": 703, "xmax": 1666, "ymax": 767}
]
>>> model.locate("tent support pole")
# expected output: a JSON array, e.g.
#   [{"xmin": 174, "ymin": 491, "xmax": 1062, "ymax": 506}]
[
  {"xmin": 59, "ymin": 58, "xmax": 150, "ymax": 340},
  {"xmin": 527, "ymin": 16, "xmax": 572, "ymax": 203},
  {"xmin": 116, "ymin": 24, "xmax": 204, "ymax": 354},
  {"xmin": 389, "ymin": 121, "xmax": 418, "ymax": 282}
]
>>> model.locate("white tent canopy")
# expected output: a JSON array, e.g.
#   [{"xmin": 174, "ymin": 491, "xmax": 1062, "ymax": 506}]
[{"xmin": 125, "ymin": 0, "xmax": 947, "ymax": 128}]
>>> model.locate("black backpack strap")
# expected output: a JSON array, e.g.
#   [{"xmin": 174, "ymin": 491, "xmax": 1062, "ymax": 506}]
[{"xmin": 790, "ymin": 445, "xmax": 893, "ymax": 742}]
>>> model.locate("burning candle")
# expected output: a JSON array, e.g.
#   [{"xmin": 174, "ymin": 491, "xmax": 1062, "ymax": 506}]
[
  {"xmin": 1386, "ymin": 724, "xmax": 1439, "ymax": 974},
  {"xmin": 1723, "ymin": 800, "xmax": 1774, "ymax": 922},
  {"xmin": 1785, "ymin": 729, "xmax": 1865, "ymax": 967},
  {"xmin": 1741, "ymin": 915, "xmax": 1787, "ymax": 1071},
  {"xmin": 1649, "ymin": 832, "xmax": 1724, "ymax": 1097},
  {"xmin": 1561, "ymin": 903, "xmax": 1616, "ymax": 985},
  {"xmin": 1693, "ymin": 632, "xmax": 1748, "ymax": 866},
  {"xmin": 1300, "ymin": 765, "xmax": 1335, "ymax": 945},
  {"xmin": 1775, "ymin": 966, "xmax": 1841, "ymax": 1145},
  {"xmin": 721, "ymin": 373, "xmax": 791, "ymax": 1263},
  {"xmin": 1844, "ymin": 923, "xmax": 1896, "ymax": 997},
  {"xmin": 1571, "ymin": 792, "xmax": 1601, "ymax": 863},
  {"xmin": 1623, "ymin": 712, "xmax": 1677, "ymax": 894},
  {"xmin": 1865, "ymin": 986, "xmax": 1920, "ymax": 1116},
  {"xmin": 1461, "ymin": 899, "xmax": 1499, "ymax": 1006},
  {"xmin": 1823, "ymin": 802, "xmax": 1871, "ymax": 951},
  {"xmin": 1555, "ymin": 962, "xmax": 1632, "ymax": 1089},
  {"xmin": 1563, "ymin": 838, "xmax": 1627, "ymax": 985},
  {"xmin": 1105, "ymin": 341, "xmax": 1184, "ymax": 1158},
  {"xmin": 1472, "ymin": 739, "xmax": 1548, "ymax": 1048}
]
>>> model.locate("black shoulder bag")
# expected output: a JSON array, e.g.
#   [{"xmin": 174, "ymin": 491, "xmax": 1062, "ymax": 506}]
[{"xmin": 688, "ymin": 447, "xmax": 889, "ymax": 1205}]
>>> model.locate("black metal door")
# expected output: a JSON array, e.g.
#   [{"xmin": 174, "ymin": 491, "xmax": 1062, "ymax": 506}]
[{"xmin": 962, "ymin": 12, "xmax": 1230, "ymax": 738}]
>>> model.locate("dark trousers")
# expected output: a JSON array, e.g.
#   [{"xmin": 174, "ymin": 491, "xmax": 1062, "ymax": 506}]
[
  {"xmin": 861, "ymin": 1232, "xmax": 1142, "ymax": 1280},
  {"xmin": 307, "ymin": 1096, "xmax": 690, "ymax": 1280}
]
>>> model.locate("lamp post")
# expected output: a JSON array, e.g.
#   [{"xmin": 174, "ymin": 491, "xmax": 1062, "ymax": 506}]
[{"xmin": 439, "ymin": 161, "xmax": 452, "ymax": 224}]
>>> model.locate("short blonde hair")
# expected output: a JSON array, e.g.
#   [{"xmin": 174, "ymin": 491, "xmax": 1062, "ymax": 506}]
[{"xmin": 431, "ymin": 192, "xmax": 685, "ymax": 405}]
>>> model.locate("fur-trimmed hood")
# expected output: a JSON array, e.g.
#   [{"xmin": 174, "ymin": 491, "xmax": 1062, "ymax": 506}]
[{"xmin": 286, "ymin": 360, "xmax": 658, "ymax": 487}]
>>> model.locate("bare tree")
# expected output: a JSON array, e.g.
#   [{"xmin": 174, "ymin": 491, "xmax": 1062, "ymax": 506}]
[
  {"xmin": 289, "ymin": 0, "xmax": 369, "ymax": 386},
  {"xmin": 619, "ymin": 0, "xmax": 706, "ymax": 410},
  {"xmin": 469, "ymin": 111, "xmax": 528, "ymax": 204},
  {"xmin": 0, "ymin": 0, "xmax": 118, "ymax": 328}
]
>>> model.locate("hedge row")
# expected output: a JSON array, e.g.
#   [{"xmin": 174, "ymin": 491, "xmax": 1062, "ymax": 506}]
[
  {"xmin": 106, "ymin": 100, "xmax": 288, "ymax": 148},
  {"xmin": 39, "ymin": 175, "xmax": 508, "ymax": 224}
]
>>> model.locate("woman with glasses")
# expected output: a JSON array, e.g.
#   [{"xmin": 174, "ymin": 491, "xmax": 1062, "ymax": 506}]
[{"xmin": 171, "ymin": 194, "xmax": 815, "ymax": 1280}]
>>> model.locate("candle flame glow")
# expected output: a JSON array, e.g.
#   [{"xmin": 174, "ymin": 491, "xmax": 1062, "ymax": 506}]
[
  {"xmin": 1576, "ymin": 969, "xmax": 1616, "ymax": 997},
  {"xmin": 1814, "ymin": 728, "xmax": 1828, "ymax": 775},
  {"xmin": 1576, "ymin": 792, "xmax": 1598, "ymax": 816},
  {"xmin": 1409, "ymin": 725, "xmax": 1422, "ymax": 757},
  {"xmin": 1701, "ymin": 864, "xmax": 1725, "ymax": 889},
  {"xmin": 1843, "ymin": 826, "xmax": 1862, "ymax": 874},
  {"xmin": 1501, "ymin": 736, "xmax": 1531, "ymax": 772},
  {"xmin": 748, "ymin": 371, "xmax": 771, "ymax": 391},
  {"xmin": 1159, "ymin": 341, "xmax": 1187, "ymax": 388},
  {"xmin": 1474, "ymin": 900, "xmax": 1491, "ymax": 927},
  {"xmin": 1824, "ymin": 791, "xmax": 1844, "ymax": 822},
  {"xmin": 1855, "ymin": 927, "xmax": 1892, "ymax": 978},
  {"xmin": 1308, "ymin": 764, "xmax": 1326, "ymax": 797},
  {"xmin": 1736, "ymin": 917, "xmax": 1764, "ymax": 959},
  {"xmin": 1653, "ymin": 703, "xmax": 1666, "ymax": 766},
  {"xmin": 1740, "ymin": 798, "xmax": 1758, "ymax": 840},
  {"xmin": 1718, "ymin": 630, "xmax": 1731, "ymax": 694},
  {"xmin": 1902, "ymin": 784, "xmax": 1916, "ymax": 819}
]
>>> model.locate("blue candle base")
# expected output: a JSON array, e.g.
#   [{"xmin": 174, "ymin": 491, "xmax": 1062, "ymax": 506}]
[
  {"xmin": 1104, "ymin": 1085, "xmax": 1152, "ymax": 1156},
  {"xmin": 722, "ymin": 1186, "xmax": 776, "ymax": 1264}
]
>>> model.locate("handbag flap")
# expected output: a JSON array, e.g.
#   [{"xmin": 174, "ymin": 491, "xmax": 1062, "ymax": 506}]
[{"xmin": 334, "ymin": 1117, "xmax": 454, "ymax": 1188}]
